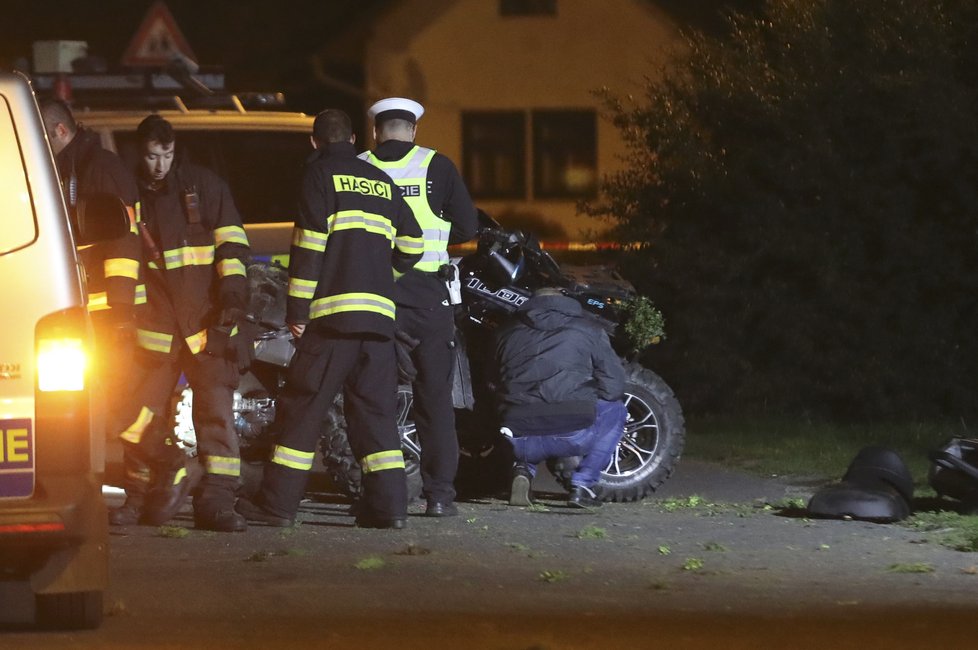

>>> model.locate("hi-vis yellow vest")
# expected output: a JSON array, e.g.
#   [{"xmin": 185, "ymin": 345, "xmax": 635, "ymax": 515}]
[{"xmin": 360, "ymin": 146, "xmax": 449, "ymax": 273}]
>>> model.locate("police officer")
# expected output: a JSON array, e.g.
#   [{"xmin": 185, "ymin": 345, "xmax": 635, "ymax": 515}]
[
  {"xmin": 360, "ymin": 97, "xmax": 478, "ymax": 517},
  {"xmin": 40, "ymin": 100, "xmax": 145, "ymax": 523},
  {"xmin": 113, "ymin": 115, "xmax": 252, "ymax": 532},
  {"xmin": 236, "ymin": 109, "xmax": 423, "ymax": 529}
]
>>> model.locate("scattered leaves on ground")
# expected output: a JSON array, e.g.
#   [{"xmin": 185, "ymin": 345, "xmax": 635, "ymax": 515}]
[
  {"xmin": 660, "ymin": 495, "xmax": 705, "ymax": 512},
  {"xmin": 702, "ymin": 541, "xmax": 728, "ymax": 552},
  {"xmin": 576, "ymin": 525, "xmax": 608, "ymax": 539},
  {"xmin": 887, "ymin": 563, "xmax": 935, "ymax": 574},
  {"xmin": 466, "ymin": 517, "xmax": 478, "ymax": 524},
  {"xmin": 903, "ymin": 512, "xmax": 978, "ymax": 552},
  {"xmin": 682, "ymin": 557, "xmax": 705, "ymax": 571},
  {"xmin": 157, "ymin": 526, "xmax": 189, "ymax": 539},
  {"xmin": 355, "ymin": 556, "xmax": 386, "ymax": 570},
  {"xmin": 960, "ymin": 566, "xmax": 978, "ymax": 575},
  {"xmin": 538, "ymin": 570, "xmax": 569, "ymax": 583},
  {"xmin": 526, "ymin": 503, "xmax": 550, "ymax": 513},
  {"xmin": 278, "ymin": 522, "xmax": 302, "ymax": 538},
  {"xmin": 658, "ymin": 545, "xmax": 672, "ymax": 555}
]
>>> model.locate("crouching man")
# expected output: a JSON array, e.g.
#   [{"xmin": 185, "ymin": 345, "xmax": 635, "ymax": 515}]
[{"xmin": 493, "ymin": 288, "xmax": 627, "ymax": 508}]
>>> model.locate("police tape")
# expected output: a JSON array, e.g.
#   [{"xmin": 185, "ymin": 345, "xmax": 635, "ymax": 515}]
[{"xmin": 448, "ymin": 241, "xmax": 643, "ymax": 252}]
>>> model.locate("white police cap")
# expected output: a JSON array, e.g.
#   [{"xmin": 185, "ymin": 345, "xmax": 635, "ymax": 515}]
[{"xmin": 367, "ymin": 97, "xmax": 425, "ymax": 124}]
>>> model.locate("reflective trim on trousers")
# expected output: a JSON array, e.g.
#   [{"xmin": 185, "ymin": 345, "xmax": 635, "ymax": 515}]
[
  {"xmin": 205, "ymin": 455, "xmax": 241, "ymax": 477},
  {"xmin": 360, "ymin": 449, "xmax": 405, "ymax": 474},
  {"xmin": 271, "ymin": 444, "xmax": 315, "ymax": 471}
]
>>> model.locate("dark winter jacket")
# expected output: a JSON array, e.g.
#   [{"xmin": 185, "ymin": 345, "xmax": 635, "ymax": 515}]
[
  {"xmin": 55, "ymin": 127, "xmax": 142, "ymax": 317},
  {"xmin": 136, "ymin": 159, "xmax": 250, "ymax": 357},
  {"xmin": 493, "ymin": 294, "xmax": 626, "ymax": 435},
  {"xmin": 287, "ymin": 141, "xmax": 422, "ymax": 338}
]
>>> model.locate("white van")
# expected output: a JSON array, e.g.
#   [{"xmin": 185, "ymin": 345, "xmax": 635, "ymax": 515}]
[{"xmin": 0, "ymin": 72, "xmax": 129, "ymax": 630}]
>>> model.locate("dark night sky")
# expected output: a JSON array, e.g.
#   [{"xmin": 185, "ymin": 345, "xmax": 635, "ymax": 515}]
[{"xmin": 1, "ymin": 0, "xmax": 385, "ymax": 112}]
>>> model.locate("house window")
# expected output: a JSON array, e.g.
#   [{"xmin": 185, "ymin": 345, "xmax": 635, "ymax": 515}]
[
  {"xmin": 462, "ymin": 111, "xmax": 526, "ymax": 200},
  {"xmin": 499, "ymin": 0, "xmax": 557, "ymax": 17},
  {"xmin": 532, "ymin": 109, "xmax": 597, "ymax": 199}
]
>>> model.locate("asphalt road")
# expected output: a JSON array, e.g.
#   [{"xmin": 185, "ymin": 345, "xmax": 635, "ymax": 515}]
[{"xmin": 2, "ymin": 459, "xmax": 977, "ymax": 649}]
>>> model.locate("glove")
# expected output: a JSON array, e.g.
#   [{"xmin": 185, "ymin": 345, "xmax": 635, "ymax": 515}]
[{"xmin": 218, "ymin": 306, "xmax": 246, "ymax": 328}]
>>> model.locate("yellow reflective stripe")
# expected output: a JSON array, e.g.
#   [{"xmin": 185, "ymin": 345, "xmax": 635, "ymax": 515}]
[
  {"xmin": 137, "ymin": 329, "xmax": 173, "ymax": 353},
  {"xmin": 288, "ymin": 277, "xmax": 318, "ymax": 299},
  {"xmin": 125, "ymin": 204, "xmax": 138, "ymax": 234},
  {"xmin": 87, "ymin": 291, "xmax": 109, "ymax": 312},
  {"xmin": 271, "ymin": 445, "xmax": 315, "ymax": 471},
  {"xmin": 360, "ymin": 450, "xmax": 405, "ymax": 474},
  {"xmin": 120, "ymin": 406, "xmax": 154, "ymax": 444},
  {"xmin": 205, "ymin": 455, "xmax": 241, "ymax": 477},
  {"xmin": 173, "ymin": 467, "xmax": 188, "ymax": 486},
  {"xmin": 326, "ymin": 210, "xmax": 394, "ymax": 241},
  {"xmin": 271, "ymin": 254, "xmax": 290, "ymax": 268},
  {"xmin": 292, "ymin": 227, "xmax": 327, "ymax": 252},
  {"xmin": 186, "ymin": 329, "xmax": 208, "ymax": 355},
  {"xmin": 104, "ymin": 257, "xmax": 140, "ymax": 280},
  {"xmin": 309, "ymin": 292, "xmax": 395, "ymax": 320},
  {"xmin": 394, "ymin": 235, "xmax": 424, "ymax": 254},
  {"xmin": 214, "ymin": 225, "xmax": 249, "ymax": 247},
  {"xmin": 163, "ymin": 245, "xmax": 215, "ymax": 269},
  {"xmin": 217, "ymin": 258, "xmax": 247, "ymax": 278},
  {"xmin": 148, "ymin": 260, "xmax": 160, "ymax": 270},
  {"xmin": 135, "ymin": 283, "xmax": 147, "ymax": 305}
]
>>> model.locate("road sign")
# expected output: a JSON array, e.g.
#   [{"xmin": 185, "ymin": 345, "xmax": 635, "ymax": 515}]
[{"xmin": 121, "ymin": 1, "xmax": 198, "ymax": 68}]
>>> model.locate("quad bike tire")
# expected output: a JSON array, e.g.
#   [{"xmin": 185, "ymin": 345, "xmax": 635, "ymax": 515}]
[
  {"xmin": 320, "ymin": 387, "xmax": 423, "ymax": 501},
  {"xmin": 548, "ymin": 362, "xmax": 685, "ymax": 502}
]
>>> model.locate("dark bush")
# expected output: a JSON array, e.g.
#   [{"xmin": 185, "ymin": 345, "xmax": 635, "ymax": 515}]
[{"xmin": 589, "ymin": 0, "xmax": 978, "ymax": 420}]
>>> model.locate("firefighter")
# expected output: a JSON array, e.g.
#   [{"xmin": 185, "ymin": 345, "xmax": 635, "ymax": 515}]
[
  {"xmin": 359, "ymin": 97, "xmax": 478, "ymax": 517},
  {"xmin": 112, "ymin": 115, "xmax": 252, "ymax": 532},
  {"xmin": 236, "ymin": 109, "xmax": 423, "ymax": 529},
  {"xmin": 39, "ymin": 99, "xmax": 146, "ymax": 519}
]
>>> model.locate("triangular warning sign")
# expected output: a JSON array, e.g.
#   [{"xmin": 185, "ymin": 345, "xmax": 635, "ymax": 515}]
[{"xmin": 122, "ymin": 1, "xmax": 197, "ymax": 68}]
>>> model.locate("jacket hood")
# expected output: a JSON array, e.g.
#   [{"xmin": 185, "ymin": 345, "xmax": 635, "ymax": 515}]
[{"xmin": 517, "ymin": 294, "xmax": 583, "ymax": 331}]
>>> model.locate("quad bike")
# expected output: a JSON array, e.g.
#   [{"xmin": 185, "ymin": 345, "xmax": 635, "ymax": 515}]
[
  {"xmin": 320, "ymin": 212, "xmax": 685, "ymax": 502},
  {"xmin": 174, "ymin": 213, "xmax": 685, "ymax": 502}
]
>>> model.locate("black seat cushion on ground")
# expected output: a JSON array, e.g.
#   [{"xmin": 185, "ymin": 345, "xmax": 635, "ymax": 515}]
[{"xmin": 806, "ymin": 446, "xmax": 914, "ymax": 523}]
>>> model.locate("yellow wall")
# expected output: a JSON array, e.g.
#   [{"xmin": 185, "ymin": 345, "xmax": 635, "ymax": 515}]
[{"xmin": 364, "ymin": 0, "xmax": 681, "ymax": 239}]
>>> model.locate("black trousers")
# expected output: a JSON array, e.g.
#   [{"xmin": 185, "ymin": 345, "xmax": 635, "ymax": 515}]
[
  {"xmin": 115, "ymin": 343, "xmax": 241, "ymax": 511},
  {"xmin": 260, "ymin": 332, "xmax": 407, "ymax": 521},
  {"xmin": 397, "ymin": 304, "xmax": 458, "ymax": 504}
]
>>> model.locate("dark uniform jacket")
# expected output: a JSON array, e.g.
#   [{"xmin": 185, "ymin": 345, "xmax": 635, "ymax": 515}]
[
  {"xmin": 136, "ymin": 159, "xmax": 250, "ymax": 357},
  {"xmin": 368, "ymin": 139, "xmax": 477, "ymax": 309},
  {"xmin": 287, "ymin": 141, "xmax": 423, "ymax": 338},
  {"xmin": 55, "ymin": 127, "xmax": 142, "ymax": 317},
  {"xmin": 493, "ymin": 294, "xmax": 626, "ymax": 435}
]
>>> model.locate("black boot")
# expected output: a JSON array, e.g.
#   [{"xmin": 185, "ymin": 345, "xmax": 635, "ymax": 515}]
[
  {"xmin": 108, "ymin": 494, "xmax": 145, "ymax": 526},
  {"xmin": 141, "ymin": 456, "xmax": 193, "ymax": 526}
]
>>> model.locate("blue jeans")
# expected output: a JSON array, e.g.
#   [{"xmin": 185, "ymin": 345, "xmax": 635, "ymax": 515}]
[{"xmin": 506, "ymin": 400, "xmax": 627, "ymax": 488}]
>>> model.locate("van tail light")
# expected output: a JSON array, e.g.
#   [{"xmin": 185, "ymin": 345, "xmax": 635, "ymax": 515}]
[
  {"xmin": 34, "ymin": 308, "xmax": 95, "ymax": 475},
  {"xmin": 37, "ymin": 337, "xmax": 87, "ymax": 392}
]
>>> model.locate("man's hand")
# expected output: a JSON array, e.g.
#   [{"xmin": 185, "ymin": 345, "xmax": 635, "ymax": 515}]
[{"xmin": 288, "ymin": 322, "xmax": 306, "ymax": 339}]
